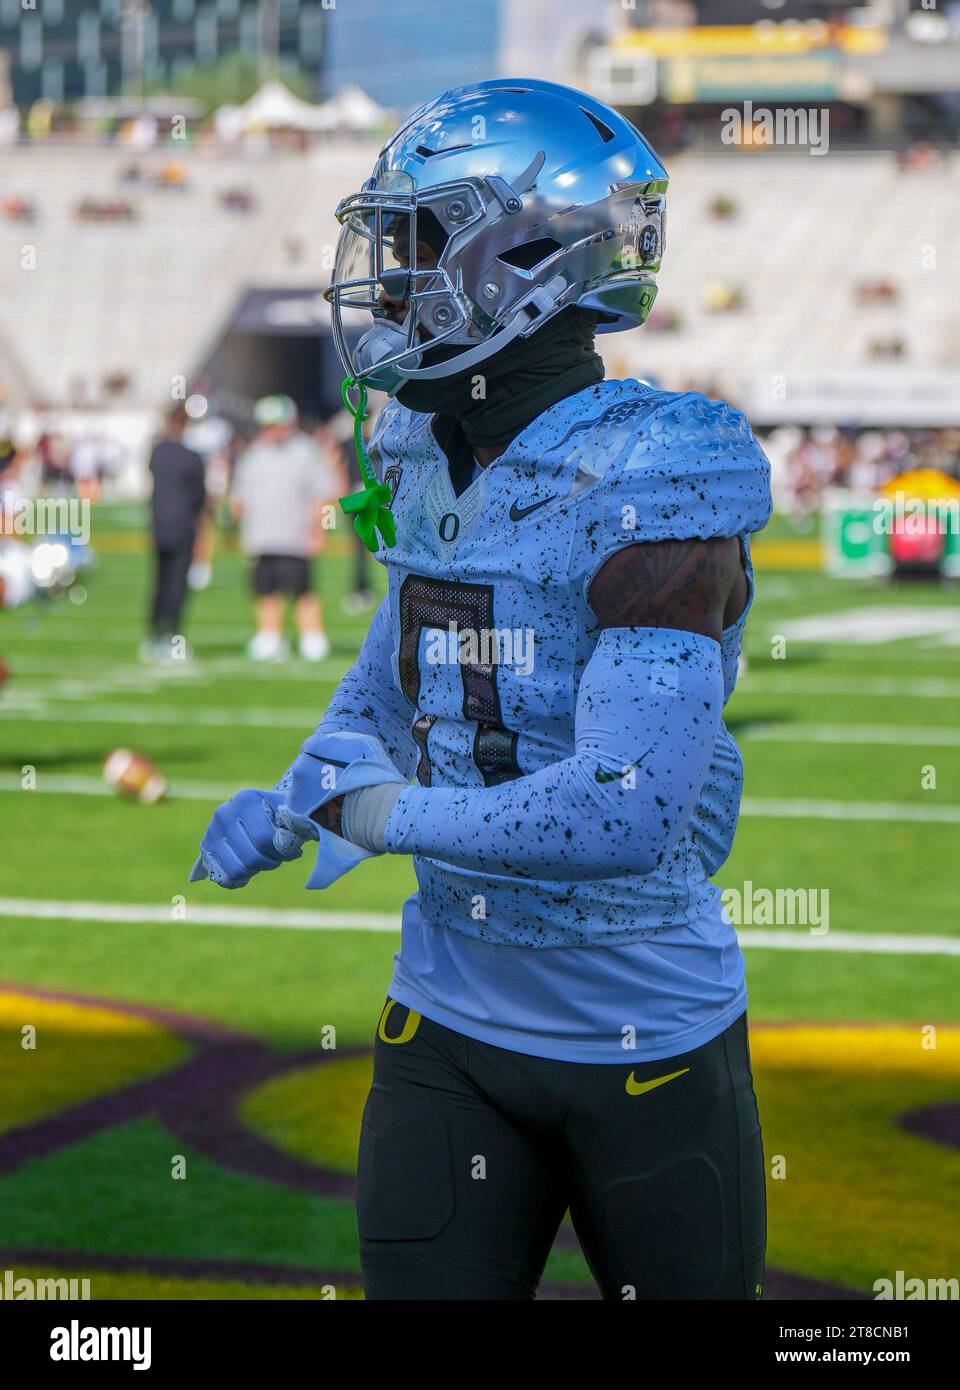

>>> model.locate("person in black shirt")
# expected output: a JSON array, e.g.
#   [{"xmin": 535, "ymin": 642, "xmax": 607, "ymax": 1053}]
[{"xmin": 145, "ymin": 406, "xmax": 207, "ymax": 658}]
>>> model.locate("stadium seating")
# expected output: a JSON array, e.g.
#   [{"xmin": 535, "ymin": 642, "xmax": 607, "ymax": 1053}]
[
  {"xmin": 0, "ymin": 139, "xmax": 378, "ymax": 408},
  {"xmin": 0, "ymin": 142, "xmax": 957, "ymax": 407}
]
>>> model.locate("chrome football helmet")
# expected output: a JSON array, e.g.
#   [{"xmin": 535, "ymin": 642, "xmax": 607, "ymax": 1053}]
[{"xmin": 325, "ymin": 78, "xmax": 668, "ymax": 393}]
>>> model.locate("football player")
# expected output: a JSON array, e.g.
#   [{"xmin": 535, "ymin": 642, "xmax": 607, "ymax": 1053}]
[{"xmin": 191, "ymin": 79, "xmax": 772, "ymax": 1301}]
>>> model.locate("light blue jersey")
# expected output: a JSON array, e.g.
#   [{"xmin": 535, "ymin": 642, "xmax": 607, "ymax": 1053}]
[
  {"xmin": 324, "ymin": 379, "xmax": 771, "ymax": 1061},
  {"xmin": 389, "ymin": 892, "xmax": 747, "ymax": 1064}
]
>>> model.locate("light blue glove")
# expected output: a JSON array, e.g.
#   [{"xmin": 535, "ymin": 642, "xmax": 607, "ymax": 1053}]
[
  {"xmin": 188, "ymin": 788, "xmax": 312, "ymax": 889},
  {"xmin": 273, "ymin": 729, "xmax": 407, "ymax": 889}
]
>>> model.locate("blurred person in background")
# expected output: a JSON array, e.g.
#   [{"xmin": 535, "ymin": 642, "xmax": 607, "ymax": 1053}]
[
  {"xmin": 312, "ymin": 418, "xmax": 349, "ymax": 502},
  {"xmin": 144, "ymin": 404, "xmax": 207, "ymax": 661},
  {"xmin": 37, "ymin": 429, "xmax": 72, "ymax": 495},
  {"xmin": 0, "ymin": 432, "xmax": 19, "ymax": 489},
  {"xmin": 231, "ymin": 394, "xmax": 336, "ymax": 663},
  {"xmin": 69, "ymin": 433, "xmax": 104, "ymax": 504},
  {"xmin": 69, "ymin": 430, "xmax": 123, "ymax": 505},
  {"xmin": 329, "ymin": 405, "xmax": 378, "ymax": 614},
  {"xmin": 312, "ymin": 414, "xmax": 350, "ymax": 567},
  {"xmin": 0, "ymin": 438, "xmax": 34, "ymax": 618},
  {"xmin": 183, "ymin": 407, "xmax": 235, "ymax": 592}
]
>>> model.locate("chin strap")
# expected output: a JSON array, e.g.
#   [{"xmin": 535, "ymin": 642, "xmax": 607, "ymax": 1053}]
[{"xmin": 339, "ymin": 377, "xmax": 396, "ymax": 554}]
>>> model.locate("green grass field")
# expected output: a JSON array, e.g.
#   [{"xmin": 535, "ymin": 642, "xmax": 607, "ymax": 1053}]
[{"xmin": 0, "ymin": 506, "xmax": 957, "ymax": 1299}]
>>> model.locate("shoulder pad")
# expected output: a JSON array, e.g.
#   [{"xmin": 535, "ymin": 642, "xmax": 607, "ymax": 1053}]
[{"xmin": 572, "ymin": 391, "xmax": 772, "ymax": 578}]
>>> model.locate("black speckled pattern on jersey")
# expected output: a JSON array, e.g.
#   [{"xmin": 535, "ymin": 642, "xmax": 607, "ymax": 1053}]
[{"xmin": 338, "ymin": 378, "xmax": 772, "ymax": 948}]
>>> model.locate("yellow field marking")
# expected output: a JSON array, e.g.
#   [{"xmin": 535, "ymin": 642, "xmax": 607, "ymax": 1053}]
[
  {"xmin": 92, "ymin": 532, "xmax": 357, "ymax": 557},
  {"xmin": 751, "ymin": 1023, "xmax": 960, "ymax": 1291},
  {"xmin": 0, "ymin": 989, "xmax": 188, "ymax": 1134},
  {"xmin": 6, "ymin": 1266, "xmax": 363, "ymax": 1301},
  {"xmin": 0, "ymin": 990, "xmax": 162, "ymax": 1038},
  {"xmin": 93, "ymin": 530, "xmax": 821, "ymax": 567},
  {"xmin": 752, "ymin": 1022, "xmax": 957, "ymax": 1077},
  {"xmin": 240, "ymin": 1055, "xmax": 372, "ymax": 1175}
]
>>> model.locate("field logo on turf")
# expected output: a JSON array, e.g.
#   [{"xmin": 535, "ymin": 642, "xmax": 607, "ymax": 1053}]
[
  {"xmin": 721, "ymin": 883, "xmax": 829, "ymax": 934},
  {"xmin": 1, "ymin": 1269, "xmax": 91, "ymax": 1300},
  {"xmin": 873, "ymin": 1271, "xmax": 959, "ymax": 1300}
]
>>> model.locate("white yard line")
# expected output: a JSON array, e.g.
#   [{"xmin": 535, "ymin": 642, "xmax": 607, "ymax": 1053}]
[
  {"xmin": 1, "ymin": 773, "xmax": 958, "ymax": 824},
  {"xmin": 737, "ymin": 723, "xmax": 960, "ymax": 747},
  {"xmin": 0, "ymin": 896, "xmax": 956, "ymax": 954},
  {"xmin": 5, "ymin": 627, "xmax": 256, "ymax": 643},
  {"xmin": 1, "ymin": 661, "xmax": 344, "ymax": 691},
  {"xmin": 740, "ymin": 797, "xmax": 960, "ymax": 823},
  {"xmin": 0, "ymin": 773, "xmax": 234, "ymax": 798},
  {"xmin": 4, "ymin": 683, "xmax": 960, "ymax": 749},
  {"xmin": 0, "ymin": 897, "xmax": 397, "ymax": 932},
  {"xmin": 734, "ymin": 930, "xmax": 960, "ymax": 955},
  {"xmin": 740, "ymin": 674, "xmax": 960, "ymax": 699},
  {"xmin": 4, "ymin": 698, "xmax": 960, "ymax": 748},
  {"xmin": 757, "ymin": 646, "xmax": 960, "ymax": 663},
  {"xmin": 0, "ymin": 704, "xmax": 323, "ymax": 729}
]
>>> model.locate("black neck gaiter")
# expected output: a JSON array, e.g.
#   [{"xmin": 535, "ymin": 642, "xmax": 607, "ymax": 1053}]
[{"xmin": 395, "ymin": 307, "xmax": 605, "ymax": 448}]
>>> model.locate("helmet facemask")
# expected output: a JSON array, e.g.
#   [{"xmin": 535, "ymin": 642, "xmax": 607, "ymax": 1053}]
[{"xmin": 328, "ymin": 173, "xmax": 496, "ymax": 392}]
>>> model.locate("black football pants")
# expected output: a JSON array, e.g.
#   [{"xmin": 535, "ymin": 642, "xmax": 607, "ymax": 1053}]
[
  {"xmin": 357, "ymin": 1004, "xmax": 766, "ymax": 1300},
  {"xmin": 150, "ymin": 541, "xmax": 193, "ymax": 635}
]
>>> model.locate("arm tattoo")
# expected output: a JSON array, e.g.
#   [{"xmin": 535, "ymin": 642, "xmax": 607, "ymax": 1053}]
[{"xmin": 588, "ymin": 536, "xmax": 747, "ymax": 641}]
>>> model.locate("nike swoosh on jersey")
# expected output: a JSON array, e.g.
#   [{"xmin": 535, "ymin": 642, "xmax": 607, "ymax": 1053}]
[
  {"xmin": 595, "ymin": 747, "xmax": 654, "ymax": 783},
  {"xmin": 509, "ymin": 494, "xmax": 558, "ymax": 521},
  {"xmin": 508, "ymin": 460, "xmax": 604, "ymax": 524},
  {"xmin": 625, "ymin": 1067, "xmax": 690, "ymax": 1096}
]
